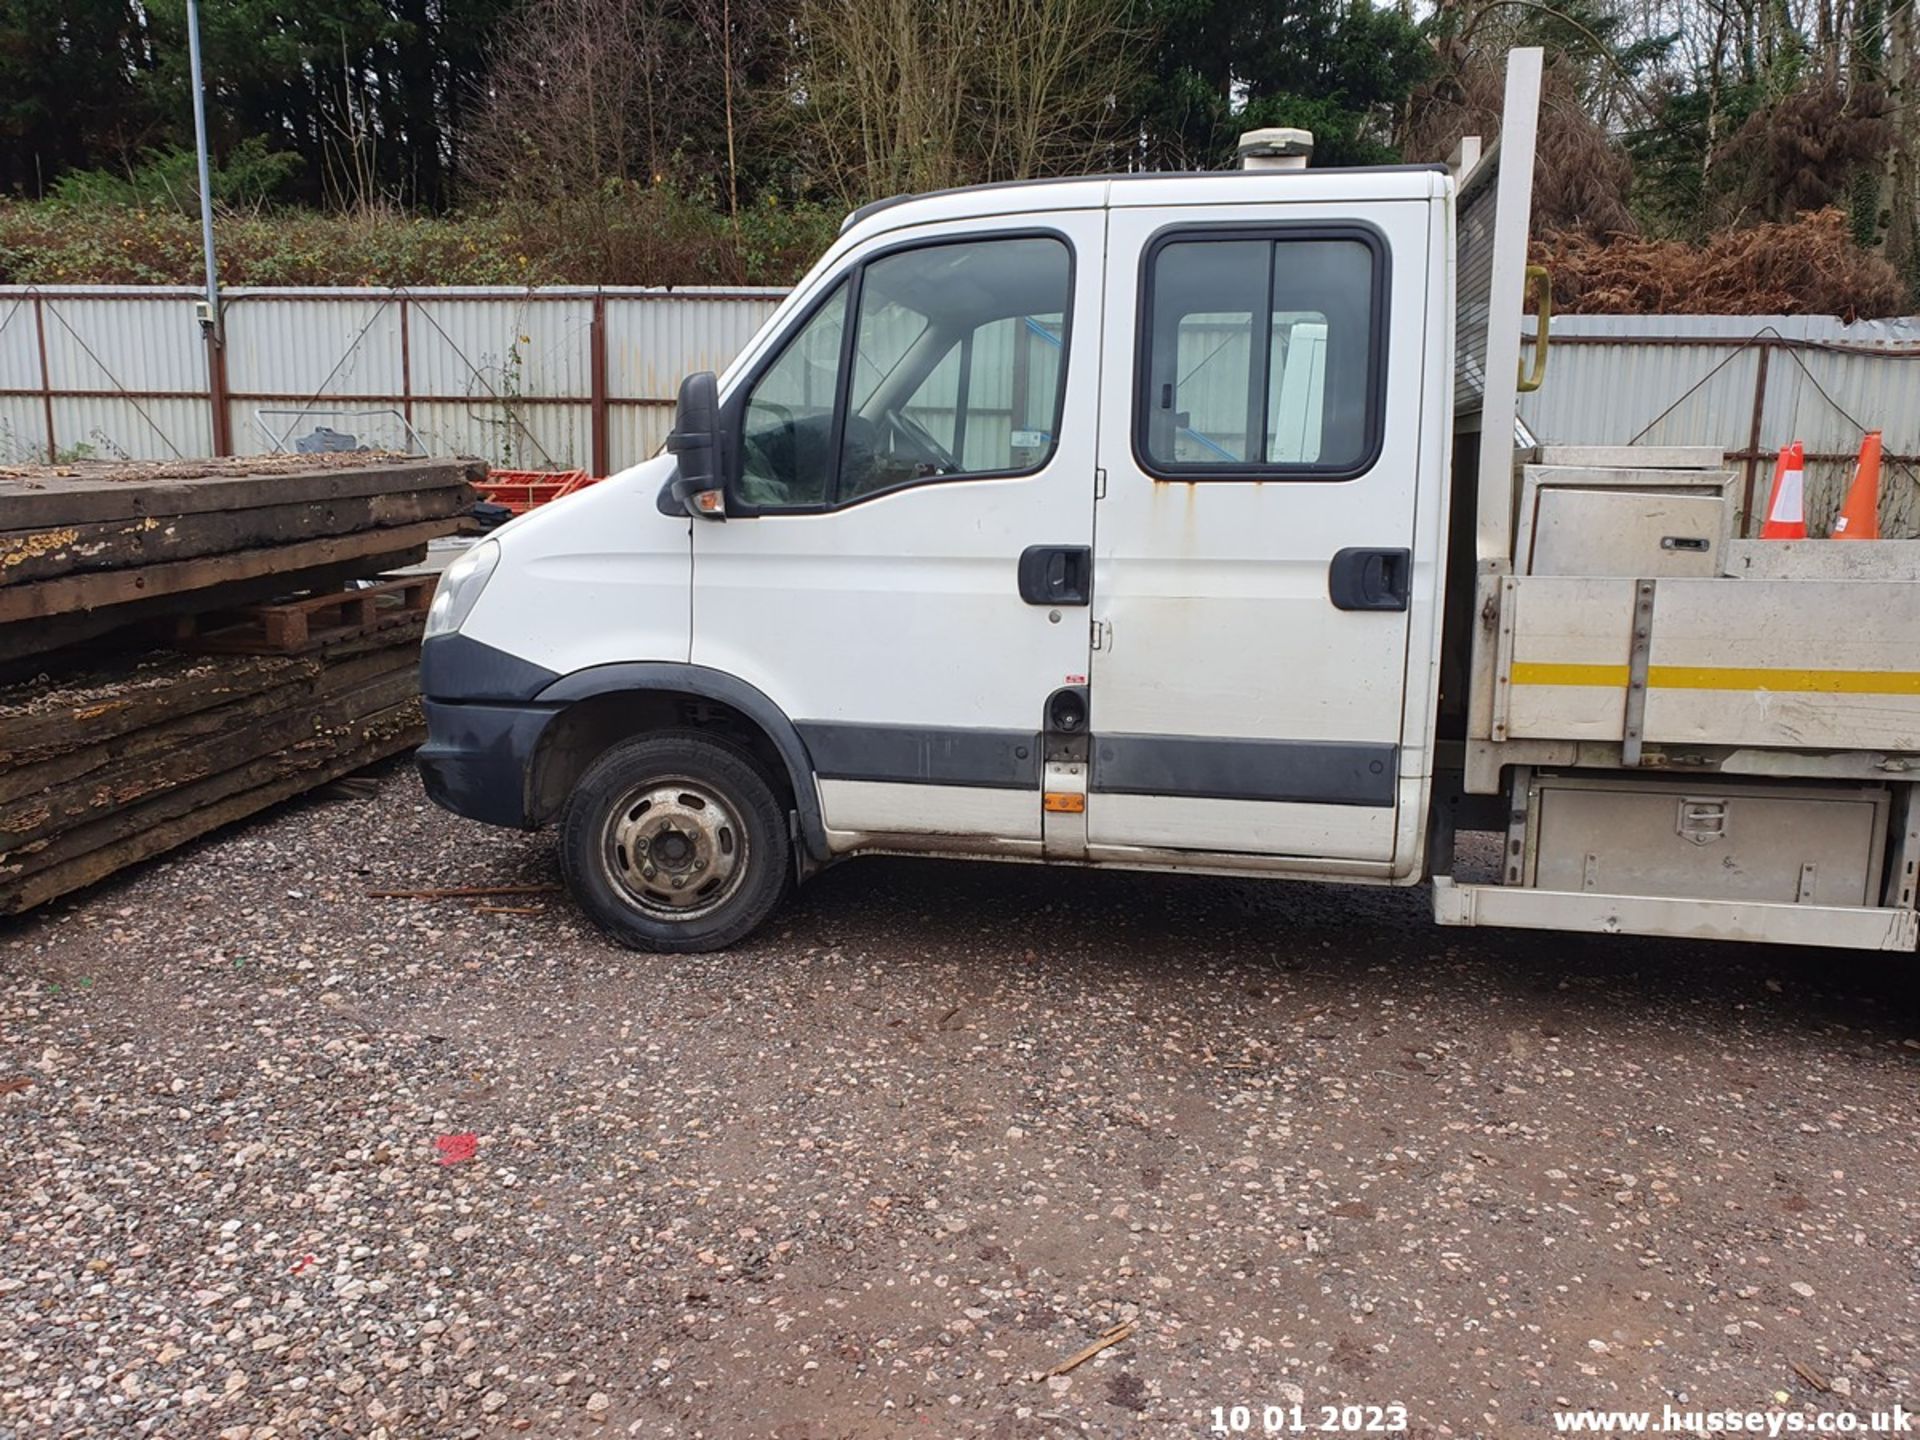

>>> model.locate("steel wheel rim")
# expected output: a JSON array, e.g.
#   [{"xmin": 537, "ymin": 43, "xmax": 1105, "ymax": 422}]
[{"xmin": 601, "ymin": 776, "xmax": 749, "ymax": 921}]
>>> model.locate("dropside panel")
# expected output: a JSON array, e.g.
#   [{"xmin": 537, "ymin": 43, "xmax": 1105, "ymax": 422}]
[{"xmin": 1500, "ymin": 574, "xmax": 1920, "ymax": 752}]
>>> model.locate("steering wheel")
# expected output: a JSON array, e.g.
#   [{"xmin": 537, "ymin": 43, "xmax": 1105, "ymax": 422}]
[
  {"xmin": 883, "ymin": 405, "xmax": 961, "ymax": 474},
  {"xmin": 738, "ymin": 403, "xmax": 788, "ymax": 474}
]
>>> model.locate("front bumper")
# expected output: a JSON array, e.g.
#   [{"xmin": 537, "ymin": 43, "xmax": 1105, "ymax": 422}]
[
  {"xmin": 417, "ymin": 633, "xmax": 562, "ymax": 829},
  {"xmin": 417, "ymin": 699, "xmax": 556, "ymax": 829}
]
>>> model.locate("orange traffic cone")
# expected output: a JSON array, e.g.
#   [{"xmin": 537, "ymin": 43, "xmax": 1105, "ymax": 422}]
[
  {"xmin": 1832, "ymin": 431, "xmax": 1882, "ymax": 540},
  {"xmin": 1761, "ymin": 441, "xmax": 1806, "ymax": 539}
]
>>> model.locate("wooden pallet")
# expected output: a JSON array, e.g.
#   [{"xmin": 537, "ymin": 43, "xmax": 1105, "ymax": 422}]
[
  {"xmin": 3, "ymin": 539, "xmax": 438, "ymax": 669},
  {"xmin": 171, "ymin": 575, "xmax": 438, "ymax": 655}
]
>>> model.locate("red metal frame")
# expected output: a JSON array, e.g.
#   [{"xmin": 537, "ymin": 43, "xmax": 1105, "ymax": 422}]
[{"xmin": 472, "ymin": 467, "xmax": 604, "ymax": 515}]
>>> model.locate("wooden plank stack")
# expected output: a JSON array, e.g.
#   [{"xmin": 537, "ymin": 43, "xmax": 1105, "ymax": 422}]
[
  {"xmin": 0, "ymin": 454, "xmax": 478, "ymax": 661},
  {"xmin": 0, "ymin": 454, "xmax": 478, "ymax": 914}
]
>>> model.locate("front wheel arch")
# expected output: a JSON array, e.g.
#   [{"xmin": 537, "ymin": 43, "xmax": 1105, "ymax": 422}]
[{"xmin": 527, "ymin": 665, "xmax": 828, "ymax": 863}]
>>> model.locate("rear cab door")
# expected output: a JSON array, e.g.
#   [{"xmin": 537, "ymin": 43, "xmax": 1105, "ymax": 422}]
[{"xmin": 1086, "ymin": 171, "xmax": 1452, "ymax": 876}]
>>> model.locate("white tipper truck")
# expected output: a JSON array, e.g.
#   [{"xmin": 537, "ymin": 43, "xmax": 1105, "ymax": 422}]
[{"xmin": 416, "ymin": 49, "xmax": 1920, "ymax": 954}]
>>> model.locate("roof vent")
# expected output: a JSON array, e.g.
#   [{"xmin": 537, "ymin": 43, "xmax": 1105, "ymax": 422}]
[{"xmin": 1238, "ymin": 127, "xmax": 1313, "ymax": 171}]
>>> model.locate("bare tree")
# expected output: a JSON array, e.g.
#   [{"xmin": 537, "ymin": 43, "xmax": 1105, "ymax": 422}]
[
  {"xmin": 1402, "ymin": 29, "xmax": 1641, "ymax": 237},
  {"xmin": 791, "ymin": 0, "xmax": 973, "ymax": 202},
  {"xmin": 792, "ymin": 0, "xmax": 1141, "ymax": 208},
  {"xmin": 984, "ymin": 0, "xmax": 1143, "ymax": 178},
  {"xmin": 686, "ymin": 0, "xmax": 748, "ymax": 241},
  {"xmin": 463, "ymin": 0, "xmax": 687, "ymax": 203},
  {"xmin": 1881, "ymin": 0, "xmax": 1918, "ymax": 287},
  {"xmin": 320, "ymin": 36, "xmax": 388, "ymax": 212}
]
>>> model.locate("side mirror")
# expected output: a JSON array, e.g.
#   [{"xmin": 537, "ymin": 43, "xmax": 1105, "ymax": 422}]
[{"xmin": 664, "ymin": 370, "xmax": 726, "ymax": 520}]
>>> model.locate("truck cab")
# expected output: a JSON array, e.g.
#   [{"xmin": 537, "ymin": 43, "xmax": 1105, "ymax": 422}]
[
  {"xmin": 417, "ymin": 146, "xmax": 1456, "ymax": 949},
  {"xmin": 418, "ymin": 51, "xmax": 1920, "ymax": 955}
]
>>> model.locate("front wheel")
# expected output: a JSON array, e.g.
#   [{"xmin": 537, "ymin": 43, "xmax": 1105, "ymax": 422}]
[{"xmin": 558, "ymin": 732, "xmax": 791, "ymax": 953}]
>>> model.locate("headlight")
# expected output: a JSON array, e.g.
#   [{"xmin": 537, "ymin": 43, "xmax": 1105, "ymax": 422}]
[{"xmin": 424, "ymin": 540, "xmax": 500, "ymax": 638}]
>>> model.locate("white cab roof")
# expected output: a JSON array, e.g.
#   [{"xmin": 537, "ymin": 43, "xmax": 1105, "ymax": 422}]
[{"xmin": 838, "ymin": 167, "xmax": 1451, "ymax": 249}]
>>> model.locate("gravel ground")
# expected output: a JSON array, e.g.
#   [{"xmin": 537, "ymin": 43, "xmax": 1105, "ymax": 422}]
[{"xmin": 4, "ymin": 762, "xmax": 1919, "ymax": 1439}]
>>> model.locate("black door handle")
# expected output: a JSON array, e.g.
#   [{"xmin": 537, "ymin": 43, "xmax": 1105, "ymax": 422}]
[
  {"xmin": 1328, "ymin": 547, "xmax": 1411, "ymax": 611},
  {"xmin": 1018, "ymin": 545, "xmax": 1091, "ymax": 605}
]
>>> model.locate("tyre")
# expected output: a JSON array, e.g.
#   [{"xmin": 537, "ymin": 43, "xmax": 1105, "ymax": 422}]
[{"xmin": 558, "ymin": 731, "xmax": 791, "ymax": 953}]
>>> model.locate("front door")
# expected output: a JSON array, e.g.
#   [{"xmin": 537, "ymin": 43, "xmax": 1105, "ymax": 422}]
[
  {"xmin": 692, "ymin": 214, "xmax": 1105, "ymax": 851},
  {"xmin": 1086, "ymin": 195, "xmax": 1442, "ymax": 870}
]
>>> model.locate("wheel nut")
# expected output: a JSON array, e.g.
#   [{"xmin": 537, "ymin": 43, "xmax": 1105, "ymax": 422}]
[
  {"xmin": 694, "ymin": 859, "xmax": 706, "ymax": 871},
  {"xmin": 636, "ymin": 838, "xmax": 649, "ymax": 853},
  {"xmin": 642, "ymin": 866, "xmax": 656, "ymax": 879}
]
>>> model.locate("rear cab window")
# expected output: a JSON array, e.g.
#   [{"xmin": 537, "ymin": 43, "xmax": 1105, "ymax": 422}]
[{"xmin": 1137, "ymin": 227, "xmax": 1387, "ymax": 481}]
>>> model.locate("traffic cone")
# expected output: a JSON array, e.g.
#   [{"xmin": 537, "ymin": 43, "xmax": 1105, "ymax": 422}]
[
  {"xmin": 1831, "ymin": 431, "xmax": 1882, "ymax": 540},
  {"xmin": 1760, "ymin": 441, "xmax": 1806, "ymax": 539}
]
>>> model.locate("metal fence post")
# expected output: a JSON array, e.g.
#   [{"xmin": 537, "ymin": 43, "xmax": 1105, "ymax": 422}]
[
  {"xmin": 32, "ymin": 294, "xmax": 55, "ymax": 463},
  {"xmin": 1741, "ymin": 344, "xmax": 1770, "ymax": 538},
  {"xmin": 399, "ymin": 295, "xmax": 414, "ymax": 432},
  {"xmin": 590, "ymin": 292, "xmax": 610, "ymax": 476},
  {"xmin": 205, "ymin": 322, "xmax": 233, "ymax": 455}
]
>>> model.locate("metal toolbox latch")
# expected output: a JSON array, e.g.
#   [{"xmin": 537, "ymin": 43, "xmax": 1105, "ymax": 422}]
[{"xmin": 1676, "ymin": 798, "xmax": 1729, "ymax": 845}]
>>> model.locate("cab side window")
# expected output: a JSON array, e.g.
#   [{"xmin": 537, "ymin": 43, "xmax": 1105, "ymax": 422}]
[
  {"xmin": 1138, "ymin": 231, "xmax": 1382, "ymax": 479},
  {"xmin": 737, "ymin": 281, "xmax": 849, "ymax": 508},
  {"xmin": 735, "ymin": 235, "xmax": 1071, "ymax": 511}
]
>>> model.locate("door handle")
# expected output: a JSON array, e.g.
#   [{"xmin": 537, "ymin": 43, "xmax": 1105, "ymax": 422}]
[
  {"xmin": 1328, "ymin": 547, "xmax": 1411, "ymax": 612},
  {"xmin": 1018, "ymin": 545, "xmax": 1092, "ymax": 606}
]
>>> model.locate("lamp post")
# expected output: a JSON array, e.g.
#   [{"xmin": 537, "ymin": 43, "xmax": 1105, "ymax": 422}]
[{"xmin": 185, "ymin": 0, "xmax": 231, "ymax": 452}]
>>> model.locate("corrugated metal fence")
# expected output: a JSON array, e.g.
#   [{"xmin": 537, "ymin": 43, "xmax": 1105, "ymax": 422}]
[
  {"xmin": 2, "ymin": 287, "xmax": 1914, "ymax": 537},
  {"xmin": 0, "ymin": 285, "xmax": 785, "ymax": 476},
  {"xmin": 1520, "ymin": 314, "xmax": 1920, "ymax": 538}
]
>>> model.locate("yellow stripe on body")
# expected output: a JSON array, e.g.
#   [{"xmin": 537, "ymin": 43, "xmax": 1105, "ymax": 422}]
[
  {"xmin": 1510, "ymin": 662, "xmax": 1920, "ymax": 695},
  {"xmin": 1510, "ymin": 662, "xmax": 1630, "ymax": 687}
]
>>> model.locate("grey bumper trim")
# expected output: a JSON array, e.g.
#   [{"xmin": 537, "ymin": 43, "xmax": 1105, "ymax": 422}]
[
  {"xmin": 796, "ymin": 722, "xmax": 1040, "ymax": 790},
  {"xmin": 1093, "ymin": 734, "xmax": 1398, "ymax": 807}
]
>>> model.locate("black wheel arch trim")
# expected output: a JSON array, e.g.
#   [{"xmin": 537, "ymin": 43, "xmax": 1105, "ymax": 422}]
[{"xmin": 533, "ymin": 662, "xmax": 829, "ymax": 862}]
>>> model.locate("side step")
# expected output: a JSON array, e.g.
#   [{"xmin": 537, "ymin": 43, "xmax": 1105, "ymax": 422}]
[{"xmin": 1432, "ymin": 877, "xmax": 1919, "ymax": 952}]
